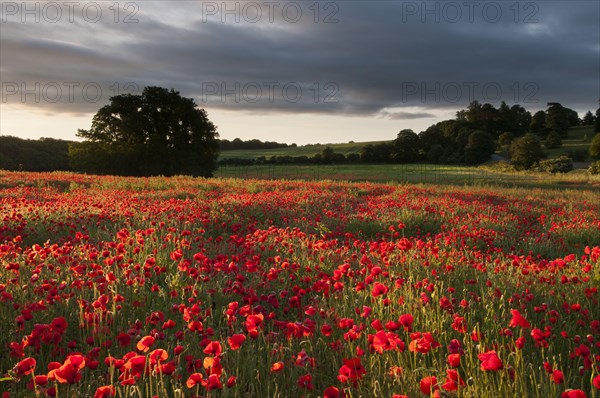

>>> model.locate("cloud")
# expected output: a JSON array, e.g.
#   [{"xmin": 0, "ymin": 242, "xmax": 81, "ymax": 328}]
[
  {"xmin": 1, "ymin": 0, "xmax": 598, "ymax": 119},
  {"xmin": 380, "ymin": 111, "xmax": 437, "ymax": 120}
]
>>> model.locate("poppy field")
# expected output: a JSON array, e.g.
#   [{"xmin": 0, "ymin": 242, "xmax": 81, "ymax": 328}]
[{"xmin": 1, "ymin": 171, "xmax": 599, "ymax": 398}]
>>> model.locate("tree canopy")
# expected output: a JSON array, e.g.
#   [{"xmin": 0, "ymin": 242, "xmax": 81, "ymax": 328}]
[
  {"xmin": 510, "ymin": 134, "xmax": 545, "ymax": 170},
  {"xmin": 70, "ymin": 87, "xmax": 220, "ymax": 177}
]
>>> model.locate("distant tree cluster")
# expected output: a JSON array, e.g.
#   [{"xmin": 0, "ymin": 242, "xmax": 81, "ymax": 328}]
[
  {"xmin": 220, "ymin": 146, "xmax": 360, "ymax": 166},
  {"xmin": 4, "ymin": 92, "xmax": 598, "ymax": 174},
  {"xmin": 220, "ymin": 138, "xmax": 294, "ymax": 150},
  {"xmin": 0, "ymin": 136, "xmax": 72, "ymax": 171}
]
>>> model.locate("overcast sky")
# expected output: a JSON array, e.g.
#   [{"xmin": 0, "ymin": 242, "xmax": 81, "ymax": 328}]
[{"xmin": 1, "ymin": 1, "xmax": 598, "ymax": 145}]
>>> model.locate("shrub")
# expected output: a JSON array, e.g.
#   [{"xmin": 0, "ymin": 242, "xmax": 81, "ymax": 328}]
[
  {"xmin": 537, "ymin": 156, "xmax": 573, "ymax": 173},
  {"xmin": 498, "ymin": 132, "xmax": 515, "ymax": 147},
  {"xmin": 544, "ymin": 131, "xmax": 562, "ymax": 149},
  {"xmin": 588, "ymin": 160, "xmax": 600, "ymax": 175},
  {"xmin": 510, "ymin": 133, "xmax": 545, "ymax": 170},
  {"xmin": 590, "ymin": 133, "xmax": 600, "ymax": 159}
]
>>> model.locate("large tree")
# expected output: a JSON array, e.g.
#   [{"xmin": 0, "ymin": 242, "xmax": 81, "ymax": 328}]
[
  {"xmin": 392, "ymin": 129, "xmax": 420, "ymax": 163},
  {"xmin": 70, "ymin": 87, "xmax": 219, "ymax": 177},
  {"xmin": 546, "ymin": 103, "xmax": 576, "ymax": 137},
  {"xmin": 582, "ymin": 110, "xmax": 595, "ymax": 126},
  {"xmin": 529, "ymin": 110, "xmax": 548, "ymax": 136},
  {"xmin": 510, "ymin": 133, "xmax": 545, "ymax": 170},
  {"xmin": 464, "ymin": 130, "xmax": 496, "ymax": 164}
]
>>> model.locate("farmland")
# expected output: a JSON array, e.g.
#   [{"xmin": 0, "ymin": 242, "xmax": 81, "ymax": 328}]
[{"xmin": 0, "ymin": 170, "xmax": 599, "ymax": 397}]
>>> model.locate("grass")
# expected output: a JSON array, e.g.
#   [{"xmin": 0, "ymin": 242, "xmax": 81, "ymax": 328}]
[
  {"xmin": 219, "ymin": 141, "xmax": 388, "ymax": 160},
  {"xmin": 545, "ymin": 125, "xmax": 595, "ymax": 159},
  {"xmin": 215, "ymin": 163, "xmax": 600, "ymax": 189},
  {"xmin": 220, "ymin": 126, "xmax": 597, "ymax": 162}
]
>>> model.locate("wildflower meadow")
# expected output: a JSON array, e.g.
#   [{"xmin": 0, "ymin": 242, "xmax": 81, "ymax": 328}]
[{"xmin": 0, "ymin": 171, "xmax": 599, "ymax": 398}]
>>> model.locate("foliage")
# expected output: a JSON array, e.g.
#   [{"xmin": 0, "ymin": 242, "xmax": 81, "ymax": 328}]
[
  {"xmin": 70, "ymin": 86, "xmax": 219, "ymax": 177},
  {"xmin": 544, "ymin": 131, "xmax": 563, "ymax": 149},
  {"xmin": 536, "ymin": 155, "xmax": 573, "ymax": 173},
  {"xmin": 590, "ymin": 133, "xmax": 600, "ymax": 159},
  {"xmin": 320, "ymin": 146, "xmax": 336, "ymax": 164},
  {"xmin": 510, "ymin": 133, "xmax": 545, "ymax": 170},
  {"xmin": 546, "ymin": 103, "xmax": 578, "ymax": 137},
  {"xmin": 529, "ymin": 110, "xmax": 548, "ymax": 137},
  {"xmin": 498, "ymin": 131, "xmax": 514, "ymax": 147},
  {"xmin": 392, "ymin": 129, "xmax": 420, "ymax": 163},
  {"xmin": 464, "ymin": 130, "xmax": 496, "ymax": 164},
  {"xmin": 581, "ymin": 110, "xmax": 595, "ymax": 126},
  {"xmin": 360, "ymin": 142, "xmax": 393, "ymax": 163},
  {"xmin": 220, "ymin": 138, "xmax": 292, "ymax": 150},
  {"xmin": 588, "ymin": 160, "xmax": 600, "ymax": 175},
  {"xmin": 426, "ymin": 144, "xmax": 444, "ymax": 163},
  {"xmin": 0, "ymin": 136, "xmax": 71, "ymax": 171}
]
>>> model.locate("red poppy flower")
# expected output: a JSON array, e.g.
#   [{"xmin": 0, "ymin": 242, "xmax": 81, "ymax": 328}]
[
  {"xmin": 203, "ymin": 341, "xmax": 222, "ymax": 356},
  {"xmin": 398, "ymin": 314, "xmax": 414, "ymax": 332},
  {"xmin": 227, "ymin": 375, "xmax": 236, "ymax": 388},
  {"xmin": 552, "ymin": 369, "xmax": 564, "ymax": 384},
  {"xmin": 186, "ymin": 373, "xmax": 203, "ymax": 388},
  {"xmin": 478, "ymin": 350, "xmax": 503, "ymax": 371},
  {"xmin": 442, "ymin": 369, "xmax": 465, "ymax": 391},
  {"xmin": 203, "ymin": 373, "xmax": 222, "ymax": 390},
  {"xmin": 337, "ymin": 357, "xmax": 366, "ymax": 383},
  {"xmin": 371, "ymin": 282, "xmax": 389, "ymax": 297},
  {"xmin": 593, "ymin": 375, "xmax": 600, "ymax": 390},
  {"xmin": 149, "ymin": 349, "xmax": 168, "ymax": 364},
  {"xmin": 270, "ymin": 361, "xmax": 284, "ymax": 373},
  {"xmin": 451, "ymin": 316, "xmax": 467, "ymax": 334},
  {"xmin": 447, "ymin": 353, "xmax": 461, "ymax": 368},
  {"xmin": 136, "ymin": 335, "xmax": 155, "ymax": 353},
  {"xmin": 94, "ymin": 385, "xmax": 115, "ymax": 398},
  {"xmin": 409, "ymin": 332, "xmax": 440, "ymax": 354},
  {"xmin": 371, "ymin": 330, "xmax": 404, "ymax": 354},
  {"xmin": 14, "ymin": 357, "xmax": 36, "ymax": 376},
  {"xmin": 245, "ymin": 313, "xmax": 264, "ymax": 338},
  {"xmin": 297, "ymin": 374, "xmax": 313, "ymax": 390},
  {"xmin": 420, "ymin": 376, "xmax": 438, "ymax": 395},
  {"xmin": 324, "ymin": 386, "xmax": 345, "ymax": 398},
  {"xmin": 117, "ymin": 333, "xmax": 131, "ymax": 347},
  {"xmin": 227, "ymin": 334, "xmax": 246, "ymax": 351},
  {"xmin": 561, "ymin": 390, "xmax": 587, "ymax": 398},
  {"xmin": 509, "ymin": 309, "xmax": 531, "ymax": 329},
  {"xmin": 49, "ymin": 354, "xmax": 86, "ymax": 384}
]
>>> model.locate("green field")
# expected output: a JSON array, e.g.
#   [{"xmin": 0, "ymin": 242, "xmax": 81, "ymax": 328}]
[
  {"xmin": 220, "ymin": 126, "xmax": 596, "ymax": 161},
  {"xmin": 545, "ymin": 125, "xmax": 595, "ymax": 159},
  {"xmin": 215, "ymin": 163, "xmax": 600, "ymax": 190},
  {"xmin": 219, "ymin": 141, "xmax": 388, "ymax": 160}
]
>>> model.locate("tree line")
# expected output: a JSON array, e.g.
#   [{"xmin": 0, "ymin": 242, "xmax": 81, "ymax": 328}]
[
  {"xmin": 222, "ymin": 101, "xmax": 600, "ymax": 169},
  {"xmin": 0, "ymin": 136, "xmax": 71, "ymax": 172},
  {"xmin": 220, "ymin": 138, "xmax": 295, "ymax": 151},
  {"xmin": 2, "ymin": 85, "xmax": 599, "ymax": 174}
]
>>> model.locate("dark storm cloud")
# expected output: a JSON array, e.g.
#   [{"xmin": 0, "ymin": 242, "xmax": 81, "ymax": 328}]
[{"xmin": 1, "ymin": 0, "xmax": 598, "ymax": 118}]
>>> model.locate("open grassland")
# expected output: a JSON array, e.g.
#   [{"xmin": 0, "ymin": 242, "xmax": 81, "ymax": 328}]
[
  {"xmin": 0, "ymin": 171, "xmax": 599, "ymax": 398},
  {"xmin": 216, "ymin": 163, "xmax": 600, "ymax": 190},
  {"xmin": 220, "ymin": 141, "xmax": 387, "ymax": 160},
  {"xmin": 219, "ymin": 126, "xmax": 595, "ymax": 162}
]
